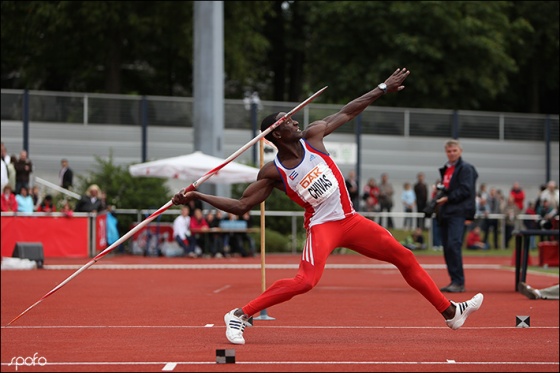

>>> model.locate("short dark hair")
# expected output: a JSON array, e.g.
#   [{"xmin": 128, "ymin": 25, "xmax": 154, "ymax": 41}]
[{"xmin": 260, "ymin": 112, "xmax": 281, "ymax": 143}]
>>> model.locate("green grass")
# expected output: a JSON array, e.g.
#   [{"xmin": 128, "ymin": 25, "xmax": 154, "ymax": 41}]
[{"xmin": 390, "ymin": 228, "xmax": 516, "ymax": 254}]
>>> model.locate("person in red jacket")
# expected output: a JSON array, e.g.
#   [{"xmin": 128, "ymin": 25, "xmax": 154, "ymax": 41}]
[
  {"xmin": 466, "ymin": 226, "xmax": 489, "ymax": 250},
  {"xmin": 509, "ymin": 182, "xmax": 525, "ymax": 211},
  {"xmin": 37, "ymin": 194, "xmax": 57, "ymax": 213},
  {"xmin": 190, "ymin": 207, "xmax": 209, "ymax": 256},
  {"xmin": 1, "ymin": 184, "xmax": 18, "ymax": 212}
]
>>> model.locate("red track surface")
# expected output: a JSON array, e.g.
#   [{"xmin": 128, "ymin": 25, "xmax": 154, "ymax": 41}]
[{"xmin": 1, "ymin": 253, "xmax": 558, "ymax": 372}]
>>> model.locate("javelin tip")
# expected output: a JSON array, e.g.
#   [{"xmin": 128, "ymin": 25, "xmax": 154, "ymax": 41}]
[
  {"xmin": 7, "ymin": 312, "xmax": 24, "ymax": 326},
  {"xmin": 6, "ymin": 298, "xmax": 45, "ymax": 326}
]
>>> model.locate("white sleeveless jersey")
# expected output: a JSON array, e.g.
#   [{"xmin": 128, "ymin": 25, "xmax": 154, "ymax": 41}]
[{"xmin": 274, "ymin": 139, "xmax": 355, "ymax": 229}]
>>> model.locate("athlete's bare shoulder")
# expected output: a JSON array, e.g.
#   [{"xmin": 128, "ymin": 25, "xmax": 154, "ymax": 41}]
[
  {"xmin": 302, "ymin": 119, "xmax": 327, "ymax": 139},
  {"xmin": 258, "ymin": 161, "xmax": 280, "ymax": 180},
  {"xmin": 303, "ymin": 120, "xmax": 328, "ymax": 152},
  {"xmin": 257, "ymin": 161, "xmax": 285, "ymax": 190}
]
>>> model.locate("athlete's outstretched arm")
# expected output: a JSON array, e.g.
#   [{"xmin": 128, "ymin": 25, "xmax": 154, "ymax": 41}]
[
  {"xmin": 172, "ymin": 163, "xmax": 280, "ymax": 216},
  {"xmin": 308, "ymin": 68, "xmax": 410, "ymax": 139}
]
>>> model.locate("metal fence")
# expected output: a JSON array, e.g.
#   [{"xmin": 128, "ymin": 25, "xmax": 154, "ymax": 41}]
[
  {"xmin": 83, "ymin": 209, "xmax": 553, "ymax": 255},
  {"xmin": 2, "ymin": 89, "xmax": 558, "ymax": 142},
  {"xmin": 1, "ymin": 208, "xmax": 551, "ymax": 256}
]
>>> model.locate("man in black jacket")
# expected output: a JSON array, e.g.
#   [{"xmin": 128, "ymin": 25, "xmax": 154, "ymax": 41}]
[
  {"xmin": 59, "ymin": 158, "xmax": 74, "ymax": 190},
  {"xmin": 436, "ymin": 139, "xmax": 478, "ymax": 293},
  {"xmin": 414, "ymin": 172, "xmax": 428, "ymax": 230}
]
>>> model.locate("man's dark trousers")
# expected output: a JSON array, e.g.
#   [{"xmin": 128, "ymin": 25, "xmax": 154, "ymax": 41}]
[{"xmin": 440, "ymin": 216, "xmax": 467, "ymax": 286}]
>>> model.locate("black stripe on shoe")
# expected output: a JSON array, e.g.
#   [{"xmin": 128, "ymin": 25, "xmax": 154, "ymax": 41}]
[{"xmin": 229, "ymin": 320, "xmax": 245, "ymax": 331}]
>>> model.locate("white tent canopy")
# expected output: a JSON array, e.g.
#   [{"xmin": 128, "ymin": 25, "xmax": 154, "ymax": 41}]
[{"xmin": 129, "ymin": 151, "xmax": 259, "ymax": 184}]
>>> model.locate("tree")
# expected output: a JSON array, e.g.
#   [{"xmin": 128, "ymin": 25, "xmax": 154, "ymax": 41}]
[
  {"xmin": 501, "ymin": 1, "xmax": 560, "ymax": 113},
  {"xmin": 2, "ymin": 1, "xmax": 558, "ymax": 113},
  {"xmin": 1, "ymin": 1, "xmax": 274, "ymax": 97},
  {"xmin": 223, "ymin": 1, "xmax": 274, "ymax": 97},
  {"xmin": 301, "ymin": 1, "xmax": 529, "ymax": 111}
]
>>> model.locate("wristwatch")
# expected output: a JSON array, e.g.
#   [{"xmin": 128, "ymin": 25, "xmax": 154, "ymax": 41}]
[{"xmin": 377, "ymin": 83, "xmax": 387, "ymax": 94}]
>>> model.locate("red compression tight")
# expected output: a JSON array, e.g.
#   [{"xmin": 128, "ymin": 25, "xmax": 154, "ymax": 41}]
[{"xmin": 242, "ymin": 213, "xmax": 451, "ymax": 317}]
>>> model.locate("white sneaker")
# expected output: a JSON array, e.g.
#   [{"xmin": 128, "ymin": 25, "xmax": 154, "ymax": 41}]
[
  {"xmin": 224, "ymin": 309, "xmax": 250, "ymax": 345},
  {"xmin": 446, "ymin": 293, "xmax": 484, "ymax": 330},
  {"xmin": 518, "ymin": 282, "xmax": 541, "ymax": 300}
]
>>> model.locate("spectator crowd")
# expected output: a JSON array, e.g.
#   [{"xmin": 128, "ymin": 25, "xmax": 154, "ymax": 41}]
[
  {"xmin": 1, "ymin": 142, "xmax": 79, "ymax": 214},
  {"xmin": 170, "ymin": 205, "xmax": 256, "ymax": 259},
  {"xmin": 2, "ymin": 140, "xmax": 558, "ymax": 255},
  {"xmin": 346, "ymin": 169, "xmax": 559, "ymax": 251}
]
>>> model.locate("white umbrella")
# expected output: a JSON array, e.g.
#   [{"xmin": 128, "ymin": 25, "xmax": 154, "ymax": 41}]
[{"xmin": 129, "ymin": 151, "xmax": 259, "ymax": 184}]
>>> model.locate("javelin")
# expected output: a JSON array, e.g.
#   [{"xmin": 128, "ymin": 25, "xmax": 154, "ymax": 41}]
[{"xmin": 6, "ymin": 86, "xmax": 328, "ymax": 326}]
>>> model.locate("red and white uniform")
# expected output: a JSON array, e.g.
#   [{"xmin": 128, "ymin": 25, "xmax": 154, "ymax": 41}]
[
  {"xmin": 241, "ymin": 139, "xmax": 450, "ymax": 317},
  {"xmin": 274, "ymin": 139, "xmax": 355, "ymax": 229}
]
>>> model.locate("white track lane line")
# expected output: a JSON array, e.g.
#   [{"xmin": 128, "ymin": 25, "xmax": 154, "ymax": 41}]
[
  {"xmin": 213, "ymin": 285, "xmax": 231, "ymax": 293},
  {"xmin": 1, "ymin": 361, "xmax": 557, "ymax": 368}
]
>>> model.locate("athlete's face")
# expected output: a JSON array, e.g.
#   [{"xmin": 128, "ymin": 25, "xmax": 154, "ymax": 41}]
[{"xmin": 275, "ymin": 113, "xmax": 301, "ymax": 139}]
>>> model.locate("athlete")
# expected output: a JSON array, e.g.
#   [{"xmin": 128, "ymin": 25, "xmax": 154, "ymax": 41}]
[{"xmin": 172, "ymin": 68, "xmax": 483, "ymax": 345}]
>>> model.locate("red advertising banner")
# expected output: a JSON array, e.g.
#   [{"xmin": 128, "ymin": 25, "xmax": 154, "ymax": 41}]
[{"xmin": 1, "ymin": 215, "xmax": 89, "ymax": 258}]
